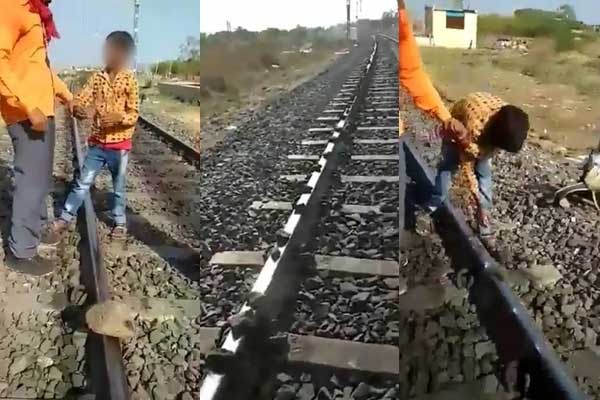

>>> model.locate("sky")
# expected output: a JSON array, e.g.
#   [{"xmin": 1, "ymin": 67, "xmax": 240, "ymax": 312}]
[
  {"xmin": 408, "ymin": 1, "xmax": 600, "ymax": 24},
  {"xmin": 201, "ymin": 0, "xmax": 397, "ymax": 34},
  {"xmin": 49, "ymin": 0, "xmax": 199, "ymax": 68}
]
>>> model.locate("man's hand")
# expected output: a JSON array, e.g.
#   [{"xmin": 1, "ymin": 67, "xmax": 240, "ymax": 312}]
[
  {"xmin": 99, "ymin": 112, "xmax": 124, "ymax": 128},
  {"xmin": 64, "ymin": 100, "xmax": 74, "ymax": 114},
  {"xmin": 442, "ymin": 118, "xmax": 469, "ymax": 147},
  {"xmin": 73, "ymin": 104, "xmax": 92, "ymax": 120},
  {"xmin": 28, "ymin": 108, "xmax": 48, "ymax": 133}
]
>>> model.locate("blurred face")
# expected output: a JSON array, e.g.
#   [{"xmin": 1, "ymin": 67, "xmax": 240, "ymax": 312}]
[{"xmin": 103, "ymin": 42, "xmax": 129, "ymax": 70}]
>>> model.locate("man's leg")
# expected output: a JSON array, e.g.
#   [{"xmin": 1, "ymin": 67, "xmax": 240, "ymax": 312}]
[
  {"xmin": 7, "ymin": 120, "xmax": 55, "ymax": 259},
  {"xmin": 475, "ymin": 157, "xmax": 494, "ymax": 236},
  {"xmin": 60, "ymin": 146, "xmax": 106, "ymax": 223},
  {"xmin": 425, "ymin": 140, "xmax": 460, "ymax": 212}
]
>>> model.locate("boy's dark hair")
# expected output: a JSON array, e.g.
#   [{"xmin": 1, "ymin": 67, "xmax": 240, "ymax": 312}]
[
  {"xmin": 482, "ymin": 105, "xmax": 529, "ymax": 153},
  {"xmin": 106, "ymin": 31, "xmax": 136, "ymax": 53}
]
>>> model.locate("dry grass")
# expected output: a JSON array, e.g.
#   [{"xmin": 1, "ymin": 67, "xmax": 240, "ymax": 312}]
[
  {"xmin": 200, "ymin": 41, "xmax": 341, "ymax": 119},
  {"xmin": 420, "ymin": 38, "xmax": 600, "ymax": 150}
]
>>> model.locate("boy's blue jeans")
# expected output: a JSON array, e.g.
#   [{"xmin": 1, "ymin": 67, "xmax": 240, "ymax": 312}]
[
  {"xmin": 407, "ymin": 140, "xmax": 493, "ymax": 236},
  {"xmin": 61, "ymin": 145, "xmax": 129, "ymax": 226}
]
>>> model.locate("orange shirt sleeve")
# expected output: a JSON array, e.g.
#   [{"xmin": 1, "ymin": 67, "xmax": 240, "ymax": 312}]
[
  {"xmin": 52, "ymin": 71, "xmax": 74, "ymax": 104},
  {"xmin": 398, "ymin": 10, "xmax": 451, "ymax": 123},
  {"xmin": 0, "ymin": 8, "xmax": 33, "ymax": 114}
]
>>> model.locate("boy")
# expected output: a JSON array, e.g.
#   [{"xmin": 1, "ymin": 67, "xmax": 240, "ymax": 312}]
[
  {"xmin": 397, "ymin": 2, "xmax": 529, "ymax": 252},
  {"xmin": 424, "ymin": 94, "xmax": 529, "ymax": 250},
  {"xmin": 44, "ymin": 31, "xmax": 139, "ymax": 242},
  {"xmin": 1, "ymin": 0, "xmax": 73, "ymax": 276}
]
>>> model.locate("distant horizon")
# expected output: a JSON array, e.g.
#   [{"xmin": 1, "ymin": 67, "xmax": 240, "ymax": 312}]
[{"xmin": 201, "ymin": 0, "xmax": 395, "ymax": 34}]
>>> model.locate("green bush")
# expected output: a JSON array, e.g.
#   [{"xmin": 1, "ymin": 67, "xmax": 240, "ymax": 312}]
[{"xmin": 479, "ymin": 8, "xmax": 582, "ymax": 52}]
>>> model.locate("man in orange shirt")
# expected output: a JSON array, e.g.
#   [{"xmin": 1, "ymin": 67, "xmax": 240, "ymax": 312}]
[
  {"xmin": 0, "ymin": 0, "xmax": 73, "ymax": 275},
  {"xmin": 398, "ymin": 0, "xmax": 468, "ymax": 246}
]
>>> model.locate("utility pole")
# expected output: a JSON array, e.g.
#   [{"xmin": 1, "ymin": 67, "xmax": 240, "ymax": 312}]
[
  {"xmin": 346, "ymin": 0, "xmax": 351, "ymax": 40},
  {"xmin": 133, "ymin": 0, "xmax": 141, "ymax": 72}
]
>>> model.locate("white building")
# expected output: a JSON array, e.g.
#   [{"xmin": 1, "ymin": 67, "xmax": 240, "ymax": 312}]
[{"xmin": 423, "ymin": 6, "xmax": 478, "ymax": 49}]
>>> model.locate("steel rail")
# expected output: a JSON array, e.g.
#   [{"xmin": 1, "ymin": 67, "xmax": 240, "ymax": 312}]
[
  {"xmin": 138, "ymin": 115, "xmax": 200, "ymax": 166},
  {"xmin": 378, "ymin": 34, "xmax": 587, "ymax": 400},
  {"xmin": 69, "ymin": 116, "xmax": 129, "ymax": 399},
  {"xmin": 200, "ymin": 40, "xmax": 380, "ymax": 400}
]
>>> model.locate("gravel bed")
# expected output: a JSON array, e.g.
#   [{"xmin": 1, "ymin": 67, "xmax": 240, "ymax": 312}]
[{"xmin": 400, "ymin": 72, "xmax": 600, "ymax": 397}]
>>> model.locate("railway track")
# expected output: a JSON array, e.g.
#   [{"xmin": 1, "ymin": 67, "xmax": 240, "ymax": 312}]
[
  {"xmin": 0, "ymin": 107, "xmax": 201, "ymax": 398},
  {"xmin": 389, "ymin": 36, "xmax": 594, "ymax": 398},
  {"xmin": 199, "ymin": 39, "xmax": 402, "ymax": 399}
]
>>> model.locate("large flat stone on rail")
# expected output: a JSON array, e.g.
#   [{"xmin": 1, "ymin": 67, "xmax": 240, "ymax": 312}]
[
  {"xmin": 287, "ymin": 334, "xmax": 398, "ymax": 376},
  {"xmin": 209, "ymin": 251, "xmax": 399, "ymax": 277},
  {"xmin": 119, "ymin": 297, "xmax": 200, "ymax": 321},
  {"xmin": 250, "ymin": 201, "xmax": 395, "ymax": 215}
]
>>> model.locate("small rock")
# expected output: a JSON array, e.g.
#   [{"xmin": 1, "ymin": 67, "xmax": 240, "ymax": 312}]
[
  {"xmin": 9, "ymin": 356, "xmax": 31, "ymax": 375},
  {"xmin": 475, "ymin": 341, "xmax": 496, "ymax": 360},
  {"xmin": 352, "ymin": 382, "xmax": 371, "ymax": 399},
  {"xmin": 36, "ymin": 356, "xmax": 54, "ymax": 369}
]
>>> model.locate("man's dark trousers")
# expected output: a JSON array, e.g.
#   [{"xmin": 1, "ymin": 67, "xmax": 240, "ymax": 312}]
[{"xmin": 7, "ymin": 119, "xmax": 55, "ymax": 259}]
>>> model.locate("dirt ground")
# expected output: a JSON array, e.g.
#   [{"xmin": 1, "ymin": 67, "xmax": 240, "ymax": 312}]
[{"xmin": 420, "ymin": 39, "xmax": 600, "ymax": 153}]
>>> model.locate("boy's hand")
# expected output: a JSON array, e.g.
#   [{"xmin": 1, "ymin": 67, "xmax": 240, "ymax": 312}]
[
  {"xmin": 100, "ymin": 112, "xmax": 125, "ymax": 127},
  {"xmin": 73, "ymin": 104, "xmax": 92, "ymax": 120},
  {"xmin": 28, "ymin": 108, "xmax": 48, "ymax": 133}
]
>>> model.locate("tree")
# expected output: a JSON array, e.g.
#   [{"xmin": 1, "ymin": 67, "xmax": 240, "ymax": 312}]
[{"xmin": 558, "ymin": 4, "xmax": 576, "ymax": 20}]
